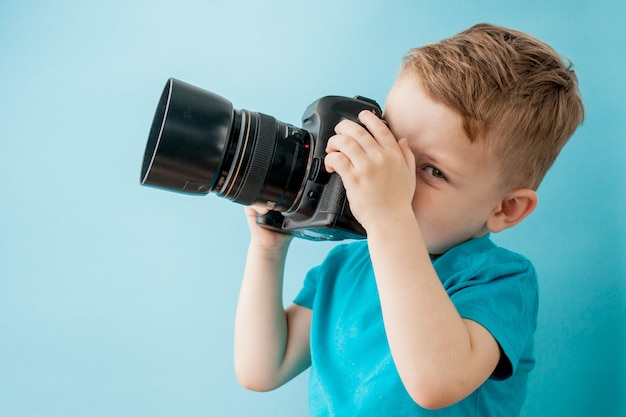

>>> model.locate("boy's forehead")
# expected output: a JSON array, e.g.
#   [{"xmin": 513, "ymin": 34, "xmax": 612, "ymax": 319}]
[
  {"xmin": 385, "ymin": 74, "xmax": 502, "ymax": 183},
  {"xmin": 384, "ymin": 74, "xmax": 466, "ymax": 141}
]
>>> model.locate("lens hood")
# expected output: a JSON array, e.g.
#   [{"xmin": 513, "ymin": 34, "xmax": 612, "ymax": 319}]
[{"xmin": 141, "ymin": 78, "xmax": 234, "ymax": 194}]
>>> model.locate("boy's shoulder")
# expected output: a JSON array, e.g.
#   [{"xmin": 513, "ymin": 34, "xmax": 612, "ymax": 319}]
[
  {"xmin": 317, "ymin": 240, "xmax": 371, "ymax": 275},
  {"xmin": 324, "ymin": 235, "xmax": 535, "ymax": 286},
  {"xmin": 434, "ymin": 235, "xmax": 536, "ymax": 287}
]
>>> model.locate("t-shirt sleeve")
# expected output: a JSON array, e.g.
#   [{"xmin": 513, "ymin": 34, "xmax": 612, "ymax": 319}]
[
  {"xmin": 446, "ymin": 251, "xmax": 539, "ymax": 380},
  {"xmin": 293, "ymin": 263, "xmax": 319, "ymax": 309},
  {"xmin": 292, "ymin": 243, "xmax": 352, "ymax": 310}
]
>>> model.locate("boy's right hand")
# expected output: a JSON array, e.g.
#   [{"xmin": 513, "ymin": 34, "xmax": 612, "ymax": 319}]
[{"xmin": 244, "ymin": 206, "xmax": 293, "ymax": 250}]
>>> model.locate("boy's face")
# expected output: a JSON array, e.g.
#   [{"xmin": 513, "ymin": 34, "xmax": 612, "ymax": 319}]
[{"xmin": 383, "ymin": 72, "xmax": 507, "ymax": 254}]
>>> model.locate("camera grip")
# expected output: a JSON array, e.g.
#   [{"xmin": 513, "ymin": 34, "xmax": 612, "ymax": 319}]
[{"xmin": 256, "ymin": 210, "xmax": 288, "ymax": 232}]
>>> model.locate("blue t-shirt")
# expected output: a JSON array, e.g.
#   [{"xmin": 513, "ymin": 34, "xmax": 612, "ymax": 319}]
[{"xmin": 294, "ymin": 235, "xmax": 538, "ymax": 417}]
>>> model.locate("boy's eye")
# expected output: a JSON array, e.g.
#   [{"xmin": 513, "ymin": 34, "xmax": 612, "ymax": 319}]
[{"xmin": 424, "ymin": 166, "xmax": 446, "ymax": 180}]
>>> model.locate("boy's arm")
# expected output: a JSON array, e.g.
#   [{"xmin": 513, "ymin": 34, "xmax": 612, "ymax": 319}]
[
  {"xmin": 366, "ymin": 209, "xmax": 500, "ymax": 409},
  {"xmin": 233, "ymin": 207, "xmax": 312, "ymax": 392},
  {"xmin": 325, "ymin": 112, "xmax": 500, "ymax": 409}
]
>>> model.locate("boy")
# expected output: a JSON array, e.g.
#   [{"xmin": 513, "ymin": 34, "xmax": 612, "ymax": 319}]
[{"xmin": 234, "ymin": 23, "xmax": 584, "ymax": 416}]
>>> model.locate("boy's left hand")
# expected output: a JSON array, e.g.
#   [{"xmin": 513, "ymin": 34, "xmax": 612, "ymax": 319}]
[{"xmin": 324, "ymin": 110, "xmax": 417, "ymax": 229}]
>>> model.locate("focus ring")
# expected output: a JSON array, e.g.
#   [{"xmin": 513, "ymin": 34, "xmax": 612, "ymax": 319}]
[{"xmin": 234, "ymin": 112, "xmax": 276, "ymax": 204}]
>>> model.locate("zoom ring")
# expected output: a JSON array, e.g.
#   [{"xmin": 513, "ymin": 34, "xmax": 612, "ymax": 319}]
[{"xmin": 235, "ymin": 112, "xmax": 276, "ymax": 204}]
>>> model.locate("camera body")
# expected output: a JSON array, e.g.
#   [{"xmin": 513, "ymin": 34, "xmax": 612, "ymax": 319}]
[
  {"xmin": 257, "ymin": 95, "xmax": 382, "ymax": 240},
  {"xmin": 140, "ymin": 78, "xmax": 382, "ymax": 241}
]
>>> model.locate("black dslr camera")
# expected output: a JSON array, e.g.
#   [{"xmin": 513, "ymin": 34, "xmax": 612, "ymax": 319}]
[{"xmin": 140, "ymin": 78, "xmax": 382, "ymax": 241}]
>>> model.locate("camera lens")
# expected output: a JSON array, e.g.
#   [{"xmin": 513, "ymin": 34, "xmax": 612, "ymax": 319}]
[{"xmin": 141, "ymin": 78, "xmax": 312, "ymax": 212}]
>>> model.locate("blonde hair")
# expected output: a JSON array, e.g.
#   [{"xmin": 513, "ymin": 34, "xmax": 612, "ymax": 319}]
[{"xmin": 402, "ymin": 23, "xmax": 584, "ymax": 189}]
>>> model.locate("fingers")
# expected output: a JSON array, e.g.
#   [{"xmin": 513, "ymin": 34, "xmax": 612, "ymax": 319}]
[
  {"xmin": 325, "ymin": 110, "xmax": 403, "ymax": 174},
  {"xmin": 357, "ymin": 110, "xmax": 397, "ymax": 149},
  {"xmin": 331, "ymin": 110, "xmax": 397, "ymax": 150},
  {"xmin": 245, "ymin": 205, "xmax": 269, "ymax": 216},
  {"xmin": 397, "ymin": 137, "xmax": 417, "ymax": 172},
  {"xmin": 325, "ymin": 129, "xmax": 378, "ymax": 177},
  {"xmin": 323, "ymin": 144, "xmax": 350, "ymax": 174}
]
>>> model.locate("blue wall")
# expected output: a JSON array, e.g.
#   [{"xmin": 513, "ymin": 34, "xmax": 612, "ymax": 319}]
[{"xmin": 1, "ymin": 0, "xmax": 624, "ymax": 416}]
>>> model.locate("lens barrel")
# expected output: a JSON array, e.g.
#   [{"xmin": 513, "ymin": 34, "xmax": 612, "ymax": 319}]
[
  {"xmin": 141, "ymin": 78, "xmax": 312, "ymax": 212},
  {"xmin": 141, "ymin": 78, "xmax": 233, "ymax": 194}
]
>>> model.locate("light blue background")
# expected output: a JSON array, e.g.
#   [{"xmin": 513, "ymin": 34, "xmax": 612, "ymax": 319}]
[{"xmin": 1, "ymin": 0, "xmax": 624, "ymax": 416}]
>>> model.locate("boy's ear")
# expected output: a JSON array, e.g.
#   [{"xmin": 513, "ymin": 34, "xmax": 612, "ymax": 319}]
[{"xmin": 486, "ymin": 188, "xmax": 538, "ymax": 233}]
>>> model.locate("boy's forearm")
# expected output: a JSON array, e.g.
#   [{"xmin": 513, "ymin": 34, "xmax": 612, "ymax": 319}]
[
  {"xmin": 234, "ymin": 240, "xmax": 311, "ymax": 391},
  {"xmin": 234, "ymin": 242, "xmax": 289, "ymax": 389},
  {"xmin": 365, "ymin": 211, "xmax": 500, "ymax": 409}
]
